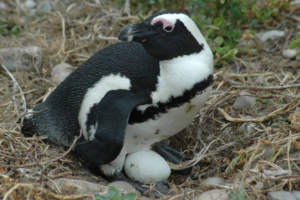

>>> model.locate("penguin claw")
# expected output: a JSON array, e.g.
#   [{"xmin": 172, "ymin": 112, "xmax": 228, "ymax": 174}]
[
  {"xmin": 153, "ymin": 142, "xmax": 192, "ymax": 175},
  {"xmin": 145, "ymin": 181, "xmax": 173, "ymax": 197},
  {"xmin": 108, "ymin": 171, "xmax": 171, "ymax": 197}
]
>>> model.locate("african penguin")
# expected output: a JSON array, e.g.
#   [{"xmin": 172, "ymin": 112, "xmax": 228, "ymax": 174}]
[{"xmin": 22, "ymin": 11, "xmax": 213, "ymax": 195}]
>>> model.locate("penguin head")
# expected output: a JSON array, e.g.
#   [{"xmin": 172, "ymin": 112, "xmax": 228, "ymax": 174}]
[{"xmin": 118, "ymin": 11, "xmax": 211, "ymax": 61}]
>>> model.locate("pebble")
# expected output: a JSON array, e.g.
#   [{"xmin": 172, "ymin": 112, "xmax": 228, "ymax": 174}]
[
  {"xmin": 282, "ymin": 49, "xmax": 297, "ymax": 59},
  {"xmin": 261, "ymin": 146, "xmax": 274, "ymax": 159},
  {"xmin": 107, "ymin": 181, "xmax": 140, "ymax": 195},
  {"xmin": 238, "ymin": 123, "xmax": 256, "ymax": 135},
  {"xmin": 51, "ymin": 63, "xmax": 74, "ymax": 85},
  {"xmin": 53, "ymin": 178, "xmax": 108, "ymax": 195},
  {"xmin": 37, "ymin": 1, "xmax": 52, "ymax": 14},
  {"xmin": 292, "ymin": 190, "xmax": 300, "ymax": 200},
  {"xmin": 197, "ymin": 189, "xmax": 229, "ymax": 200},
  {"xmin": 267, "ymin": 191, "xmax": 296, "ymax": 200},
  {"xmin": 255, "ymin": 30, "xmax": 285, "ymax": 42},
  {"xmin": 233, "ymin": 91, "xmax": 256, "ymax": 110},
  {"xmin": 200, "ymin": 177, "xmax": 225, "ymax": 188},
  {"xmin": 0, "ymin": 46, "xmax": 42, "ymax": 72},
  {"xmin": 291, "ymin": 0, "xmax": 300, "ymax": 6},
  {"xmin": 24, "ymin": 0, "xmax": 36, "ymax": 9},
  {"xmin": 0, "ymin": 2, "xmax": 7, "ymax": 11}
]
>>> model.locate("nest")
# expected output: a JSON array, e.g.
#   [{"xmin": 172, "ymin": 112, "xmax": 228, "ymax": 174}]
[{"xmin": 1, "ymin": 0, "xmax": 300, "ymax": 199}]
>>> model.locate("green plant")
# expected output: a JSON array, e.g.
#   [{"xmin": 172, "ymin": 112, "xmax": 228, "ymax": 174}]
[
  {"xmin": 0, "ymin": 12, "xmax": 20, "ymax": 36},
  {"xmin": 289, "ymin": 32, "xmax": 300, "ymax": 56},
  {"xmin": 113, "ymin": 0, "xmax": 287, "ymax": 67},
  {"xmin": 94, "ymin": 186, "xmax": 137, "ymax": 200},
  {"xmin": 229, "ymin": 185, "xmax": 248, "ymax": 200}
]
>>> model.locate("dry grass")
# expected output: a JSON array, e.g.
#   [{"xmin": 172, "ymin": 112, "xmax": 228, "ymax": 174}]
[{"xmin": 1, "ymin": 0, "xmax": 300, "ymax": 199}]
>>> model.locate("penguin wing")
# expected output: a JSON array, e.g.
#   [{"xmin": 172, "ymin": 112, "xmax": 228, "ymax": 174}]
[{"xmin": 74, "ymin": 89, "xmax": 151, "ymax": 165}]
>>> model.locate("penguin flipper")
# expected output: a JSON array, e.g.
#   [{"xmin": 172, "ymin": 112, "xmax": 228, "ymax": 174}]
[{"xmin": 74, "ymin": 90, "xmax": 151, "ymax": 165}]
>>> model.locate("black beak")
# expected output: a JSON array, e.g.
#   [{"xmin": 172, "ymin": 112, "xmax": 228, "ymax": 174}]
[{"xmin": 118, "ymin": 23, "xmax": 155, "ymax": 42}]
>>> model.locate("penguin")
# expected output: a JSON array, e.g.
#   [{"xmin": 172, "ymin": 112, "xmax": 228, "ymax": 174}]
[{"xmin": 22, "ymin": 11, "xmax": 213, "ymax": 195}]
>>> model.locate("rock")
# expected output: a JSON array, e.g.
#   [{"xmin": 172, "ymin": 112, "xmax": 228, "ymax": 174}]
[
  {"xmin": 267, "ymin": 191, "xmax": 296, "ymax": 200},
  {"xmin": 255, "ymin": 30, "xmax": 285, "ymax": 42},
  {"xmin": 0, "ymin": 46, "xmax": 42, "ymax": 72},
  {"xmin": 53, "ymin": 178, "xmax": 108, "ymax": 195},
  {"xmin": 197, "ymin": 189, "xmax": 229, "ymax": 200},
  {"xmin": 233, "ymin": 91, "xmax": 256, "ymax": 110},
  {"xmin": 253, "ymin": 181, "xmax": 264, "ymax": 191},
  {"xmin": 238, "ymin": 123, "xmax": 256, "ymax": 135},
  {"xmin": 261, "ymin": 146, "xmax": 274, "ymax": 159},
  {"xmin": 0, "ymin": 2, "xmax": 7, "ymax": 11},
  {"xmin": 24, "ymin": 0, "xmax": 36, "ymax": 9},
  {"xmin": 239, "ymin": 39, "xmax": 255, "ymax": 48},
  {"xmin": 282, "ymin": 49, "xmax": 297, "ymax": 59},
  {"xmin": 200, "ymin": 177, "xmax": 225, "ymax": 188},
  {"xmin": 124, "ymin": 150, "xmax": 171, "ymax": 183},
  {"xmin": 51, "ymin": 63, "xmax": 74, "ymax": 85},
  {"xmin": 37, "ymin": 1, "xmax": 52, "ymax": 14},
  {"xmin": 291, "ymin": 0, "xmax": 300, "ymax": 6},
  {"xmin": 292, "ymin": 190, "xmax": 300, "ymax": 200},
  {"xmin": 107, "ymin": 181, "xmax": 139, "ymax": 195}
]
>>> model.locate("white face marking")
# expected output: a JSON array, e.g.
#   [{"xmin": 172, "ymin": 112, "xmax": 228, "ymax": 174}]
[
  {"xmin": 127, "ymin": 35, "xmax": 133, "ymax": 42},
  {"xmin": 151, "ymin": 13, "xmax": 209, "ymax": 47},
  {"xmin": 78, "ymin": 74, "xmax": 131, "ymax": 141}
]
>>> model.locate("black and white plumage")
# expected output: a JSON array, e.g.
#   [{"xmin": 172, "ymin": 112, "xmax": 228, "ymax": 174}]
[{"xmin": 22, "ymin": 11, "xmax": 213, "ymax": 194}]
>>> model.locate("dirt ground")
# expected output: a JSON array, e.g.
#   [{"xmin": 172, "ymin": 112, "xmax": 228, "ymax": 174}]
[{"xmin": 1, "ymin": 1, "xmax": 300, "ymax": 200}]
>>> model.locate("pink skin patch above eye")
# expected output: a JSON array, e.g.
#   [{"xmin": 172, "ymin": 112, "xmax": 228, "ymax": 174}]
[{"xmin": 151, "ymin": 18, "xmax": 174, "ymax": 31}]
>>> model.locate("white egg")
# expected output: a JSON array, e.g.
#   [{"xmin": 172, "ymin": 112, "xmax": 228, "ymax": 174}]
[{"xmin": 124, "ymin": 150, "xmax": 171, "ymax": 183}]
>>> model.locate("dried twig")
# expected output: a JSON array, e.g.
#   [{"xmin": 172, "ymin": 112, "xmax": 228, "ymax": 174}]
[
  {"xmin": 3, "ymin": 183, "xmax": 94, "ymax": 200},
  {"xmin": 0, "ymin": 63, "xmax": 27, "ymax": 124},
  {"xmin": 218, "ymin": 98, "xmax": 300, "ymax": 123},
  {"xmin": 0, "ymin": 130, "xmax": 82, "ymax": 168}
]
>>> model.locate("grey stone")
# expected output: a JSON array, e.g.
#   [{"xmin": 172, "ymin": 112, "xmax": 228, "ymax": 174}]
[
  {"xmin": 262, "ymin": 146, "xmax": 274, "ymax": 159},
  {"xmin": 200, "ymin": 177, "xmax": 225, "ymax": 188},
  {"xmin": 37, "ymin": 1, "xmax": 52, "ymax": 14},
  {"xmin": 292, "ymin": 190, "xmax": 300, "ymax": 200},
  {"xmin": 197, "ymin": 190, "xmax": 229, "ymax": 200},
  {"xmin": 282, "ymin": 49, "xmax": 297, "ymax": 59},
  {"xmin": 267, "ymin": 191, "xmax": 296, "ymax": 200},
  {"xmin": 233, "ymin": 91, "xmax": 256, "ymax": 110},
  {"xmin": 238, "ymin": 123, "xmax": 256, "ymax": 135},
  {"xmin": 24, "ymin": 0, "xmax": 36, "ymax": 9},
  {"xmin": 0, "ymin": 2, "xmax": 7, "ymax": 11},
  {"xmin": 53, "ymin": 178, "xmax": 108, "ymax": 195},
  {"xmin": 107, "ymin": 181, "xmax": 140, "ymax": 195},
  {"xmin": 51, "ymin": 63, "xmax": 73, "ymax": 85},
  {"xmin": 0, "ymin": 46, "xmax": 42, "ymax": 72}
]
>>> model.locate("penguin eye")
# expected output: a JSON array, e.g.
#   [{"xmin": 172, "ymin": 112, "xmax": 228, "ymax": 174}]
[{"xmin": 163, "ymin": 26, "xmax": 173, "ymax": 32}]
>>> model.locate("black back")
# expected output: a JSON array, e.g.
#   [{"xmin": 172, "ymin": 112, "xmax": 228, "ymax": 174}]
[{"xmin": 22, "ymin": 42, "xmax": 159, "ymax": 146}]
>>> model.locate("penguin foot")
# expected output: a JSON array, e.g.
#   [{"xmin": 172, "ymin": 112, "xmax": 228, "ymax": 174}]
[
  {"xmin": 153, "ymin": 142, "xmax": 192, "ymax": 175},
  {"xmin": 111, "ymin": 171, "xmax": 171, "ymax": 198}
]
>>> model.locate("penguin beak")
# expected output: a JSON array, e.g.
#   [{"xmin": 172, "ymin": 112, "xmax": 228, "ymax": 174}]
[{"xmin": 118, "ymin": 23, "xmax": 155, "ymax": 42}]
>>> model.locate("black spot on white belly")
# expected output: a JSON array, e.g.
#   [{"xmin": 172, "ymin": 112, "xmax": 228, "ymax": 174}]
[
  {"xmin": 155, "ymin": 130, "xmax": 159, "ymax": 135},
  {"xmin": 86, "ymin": 104, "xmax": 97, "ymax": 135},
  {"xmin": 128, "ymin": 75, "xmax": 213, "ymax": 124}
]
